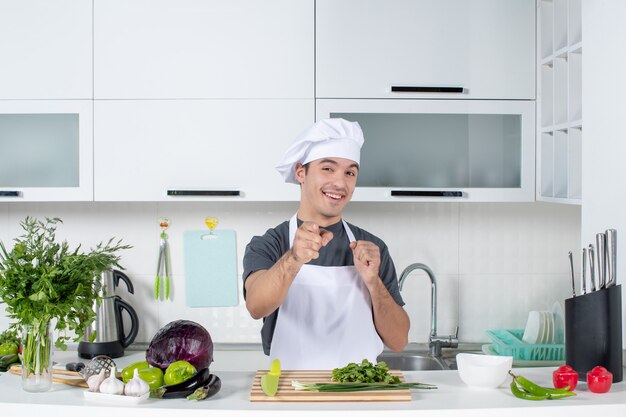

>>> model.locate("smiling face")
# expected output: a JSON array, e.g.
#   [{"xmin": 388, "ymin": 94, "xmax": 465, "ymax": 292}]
[{"xmin": 295, "ymin": 157, "xmax": 359, "ymax": 226}]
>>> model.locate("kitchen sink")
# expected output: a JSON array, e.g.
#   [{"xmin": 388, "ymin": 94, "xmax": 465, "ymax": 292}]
[
  {"xmin": 377, "ymin": 348, "xmax": 482, "ymax": 371},
  {"xmin": 377, "ymin": 352, "xmax": 450, "ymax": 371}
]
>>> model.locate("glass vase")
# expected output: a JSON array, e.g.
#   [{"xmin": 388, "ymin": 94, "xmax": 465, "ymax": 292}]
[{"xmin": 21, "ymin": 321, "xmax": 53, "ymax": 392}]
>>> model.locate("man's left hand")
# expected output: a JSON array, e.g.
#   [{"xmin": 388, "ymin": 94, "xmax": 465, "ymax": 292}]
[{"xmin": 349, "ymin": 240, "xmax": 381, "ymax": 287}]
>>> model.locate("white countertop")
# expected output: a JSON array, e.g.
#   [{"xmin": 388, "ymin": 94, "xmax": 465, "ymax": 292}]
[{"xmin": 1, "ymin": 349, "xmax": 626, "ymax": 417}]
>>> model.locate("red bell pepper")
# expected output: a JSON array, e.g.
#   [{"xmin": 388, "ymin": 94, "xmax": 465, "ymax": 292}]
[
  {"xmin": 553, "ymin": 365, "xmax": 578, "ymax": 391},
  {"xmin": 587, "ymin": 366, "xmax": 613, "ymax": 393}
]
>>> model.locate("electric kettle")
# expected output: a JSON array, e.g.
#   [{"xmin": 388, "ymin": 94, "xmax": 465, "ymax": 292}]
[{"xmin": 78, "ymin": 270, "xmax": 139, "ymax": 359}]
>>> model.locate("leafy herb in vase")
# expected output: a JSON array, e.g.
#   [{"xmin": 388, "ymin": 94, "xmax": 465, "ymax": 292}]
[{"xmin": 0, "ymin": 217, "xmax": 131, "ymax": 391}]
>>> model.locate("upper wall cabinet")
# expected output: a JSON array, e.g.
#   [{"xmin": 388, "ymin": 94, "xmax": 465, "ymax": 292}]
[
  {"xmin": 316, "ymin": 0, "xmax": 536, "ymax": 100},
  {"xmin": 317, "ymin": 99, "xmax": 536, "ymax": 202},
  {"xmin": 0, "ymin": 0, "xmax": 92, "ymax": 99},
  {"xmin": 0, "ymin": 100, "xmax": 93, "ymax": 201},
  {"xmin": 94, "ymin": 99, "xmax": 311, "ymax": 201},
  {"xmin": 94, "ymin": 0, "xmax": 314, "ymax": 99}
]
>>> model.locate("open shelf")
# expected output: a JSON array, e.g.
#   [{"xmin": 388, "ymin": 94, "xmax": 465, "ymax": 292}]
[
  {"xmin": 537, "ymin": 0, "xmax": 582, "ymax": 205},
  {"xmin": 569, "ymin": 50, "xmax": 582, "ymax": 122},
  {"xmin": 569, "ymin": 0, "xmax": 582, "ymax": 46},
  {"xmin": 541, "ymin": 63, "xmax": 554, "ymax": 128}
]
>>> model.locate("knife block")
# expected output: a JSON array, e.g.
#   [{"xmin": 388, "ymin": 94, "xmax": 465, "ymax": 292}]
[{"xmin": 564, "ymin": 285, "xmax": 623, "ymax": 382}]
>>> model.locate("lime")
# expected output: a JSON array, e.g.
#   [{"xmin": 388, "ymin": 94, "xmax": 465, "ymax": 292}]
[
  {"xmin": 269, "ymin": 358, "xmax": 281, "ymax": 376},
  {"xmin": 261, "ymin": 373, "xmax": 280, "ymax": 397}
]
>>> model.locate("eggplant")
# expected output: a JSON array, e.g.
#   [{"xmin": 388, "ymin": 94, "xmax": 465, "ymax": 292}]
[
  {"xmin": 186, "ymin": 374, "xmax": 222, "ymax": 400},
  {"xmin": 152, "ymin": 367, "xmax": 211, "ymax": 399},
  {"xmin": 65, "ymin": 362, "xmax": 85, "ymax": 373}
]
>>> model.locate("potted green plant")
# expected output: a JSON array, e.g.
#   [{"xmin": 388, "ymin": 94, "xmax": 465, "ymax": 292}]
[{"xmin": 0, "ymin": 217, "xmax": 131, "ymax": 392}]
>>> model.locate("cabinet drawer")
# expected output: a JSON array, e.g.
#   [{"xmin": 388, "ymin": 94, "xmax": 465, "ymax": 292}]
[
  {"xmin": 94, "ymin": 99, "xmax": 313, "ymax": 201},
  {"xmin": 94, "ymin": 0, "xmax": 314, "ymax": 99},
  {"xmin": 317, "ymin": 0, "xmax": 535, "ymax": 100}
]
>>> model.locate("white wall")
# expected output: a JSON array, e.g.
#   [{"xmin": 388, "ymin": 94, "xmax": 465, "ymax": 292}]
[
  {"xmin": 582, "ymin": 1, "xmax": 626, "ymax": 339},
  {"xmin": 0, "ymin": 201, "xmax": 580, "ymax": 346}
]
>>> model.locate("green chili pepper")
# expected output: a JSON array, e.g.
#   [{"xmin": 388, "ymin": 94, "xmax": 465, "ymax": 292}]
[
  {"xmin": 510, "ymin": 372, "xmax": 571, "ymax": 395},
  {"xmin": 510, "ymin": 380, "xmax": 549, "ymax": 401},
  {"xmin": 509, "ymin": 371, "xmax": 576, "ymax": 401}
]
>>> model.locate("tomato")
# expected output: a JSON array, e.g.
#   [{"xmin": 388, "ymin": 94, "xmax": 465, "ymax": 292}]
[
  {"xmin": 553, "ymin": 365, "xmax": 578, "ymax": 391},
  {"xmin": 163, "ymin": 360, "xmax": 197, "ymax": 385},
  {"xmin": 587, "ymin": 366, "xmax": 613, "ymax": 393}
]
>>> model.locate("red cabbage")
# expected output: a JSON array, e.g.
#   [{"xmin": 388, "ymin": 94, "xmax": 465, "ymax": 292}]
[{"xmin": 146, "ymin": 320, "xmax": 213, "ymax": 370}]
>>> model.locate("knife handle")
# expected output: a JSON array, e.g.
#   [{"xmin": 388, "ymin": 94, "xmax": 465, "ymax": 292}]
[
  {"xmin": 588, "ymin": 244, "xmax": 596, "ymax": 292},
  {"xmin": 606, "ymin": 229, "xmax": 617, "ymax": 287},
  {"xmin": 596, "ymin": 233, "xmax": 607, "ymax": 289},
  {"xmin": 568, "ymin": 251, "xmax": 576, "ymax": 298},
  {"xmin": 581, "ymin": 248, "xmax": 587, "ymax": 294}
]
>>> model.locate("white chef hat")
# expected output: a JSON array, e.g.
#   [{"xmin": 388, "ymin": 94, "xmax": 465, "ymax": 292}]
[{"xmin": 276, "ymin": 118, "xmax": 364, "ymax": 184}]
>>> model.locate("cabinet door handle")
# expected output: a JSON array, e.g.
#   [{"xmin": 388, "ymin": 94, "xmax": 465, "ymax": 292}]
[
  {"xmin": 167, "ymin": 190, "xmax": 241, "ymax": 197},
  {"xmin": 0, "ymin": 191, "xmax": 21, "ymax": 197},
  {"xmin": 391, "ymin": 190, "xmax": 463, "ymax": 197},
  {"xmin": 391, "ymin": 86, "xmax": 464, "ymax": 93}
]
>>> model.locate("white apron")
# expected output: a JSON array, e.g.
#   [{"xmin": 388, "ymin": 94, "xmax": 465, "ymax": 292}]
[{"xmin": 269, "ymin": 214, "xmax": 384, "ymax": 370}]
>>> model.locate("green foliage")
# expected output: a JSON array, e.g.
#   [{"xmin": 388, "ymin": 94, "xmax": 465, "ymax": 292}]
[
  {"xmin": 0, "ymin": 217, "xmax": 131, "ymax": 350},
  {"xmin": 0, "ymin": 328, "xmax": 19, "ymax": 346},
  {"xmin": 331, "ymin": 359, "xmax": 401, "ymax": 384}
]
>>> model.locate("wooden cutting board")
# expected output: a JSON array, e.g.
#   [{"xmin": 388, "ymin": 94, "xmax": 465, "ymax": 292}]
[{"xmin": 249, "ymin": 370, "xmax": 411, "ymax": 402}]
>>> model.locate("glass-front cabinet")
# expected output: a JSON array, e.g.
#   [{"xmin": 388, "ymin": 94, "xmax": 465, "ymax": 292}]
[
  {"xmin": 316, "ymin": 99, "xmax": 535, "ymax": 202},
  {"xmin": 0, "ymin": 100, "xmax": 93, "ymax": 201}
]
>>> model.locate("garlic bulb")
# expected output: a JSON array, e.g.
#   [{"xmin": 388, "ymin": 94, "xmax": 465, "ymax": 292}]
[
  {"xmin": 87, "ymin": 368, "xmax": 106, "ymax": 392},
  {"xmin": 99, "ymin": 366, "xmax": 125, "ymax": 395},
  {"xmin": 124, "ymin": 368, "xmax": 150, "ymax": 397}
]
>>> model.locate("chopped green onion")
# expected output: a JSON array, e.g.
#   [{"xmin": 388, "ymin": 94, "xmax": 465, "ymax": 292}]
[{"xmin": 291, "ymin": 381, "xmax": 437, "ymax": 392}]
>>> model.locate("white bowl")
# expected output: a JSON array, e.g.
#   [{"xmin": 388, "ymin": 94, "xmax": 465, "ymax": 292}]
[{"xmin": 456, "ymin": 353, "xmax": 513, "ymax": 388}]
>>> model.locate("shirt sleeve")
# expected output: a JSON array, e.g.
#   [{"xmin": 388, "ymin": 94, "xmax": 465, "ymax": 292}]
[
  {"xmin": 242, "ymin": 225, "xmax": 287, "ymax": 300},
  {"xmin": 378, "ymin": 241, "xmax": 405, "ymax": 307}
]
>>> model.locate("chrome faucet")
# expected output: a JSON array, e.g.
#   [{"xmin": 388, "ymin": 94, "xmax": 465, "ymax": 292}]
[{"xmin": 398, "ymin": 263, "xmax": 459, "ymax": 357}]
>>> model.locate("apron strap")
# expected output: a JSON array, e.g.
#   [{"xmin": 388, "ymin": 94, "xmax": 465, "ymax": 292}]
[{"xmin": 289, "ymin": 214, "xmax": 356, "ymax": 247}]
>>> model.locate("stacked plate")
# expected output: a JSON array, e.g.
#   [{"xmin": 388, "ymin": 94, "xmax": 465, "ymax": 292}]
[{"xmin": 522, "ymin": 310, "xmax": 556, "ymax": 345}]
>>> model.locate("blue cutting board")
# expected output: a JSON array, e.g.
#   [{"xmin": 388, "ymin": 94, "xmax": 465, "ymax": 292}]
[{"xmin": 183, "ymin": 229, "xmax": 239, "ymax": 307}]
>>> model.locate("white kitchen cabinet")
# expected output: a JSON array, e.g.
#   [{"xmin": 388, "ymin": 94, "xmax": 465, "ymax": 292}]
[
  {"xmin": 94, "ymin": 0, "xmax": 313, "ymax": 99},
  {"xmin": 0, "ymin": 100, "xmax": 93, "ymax": 201},
  {"xmin": 316, "ymin": 0, "xmax": 535, "ymax": 100},
  {"xmin": 537, "ymin": 0, "xmax": 582, "ymax": 204},
  {"xmin": 94, "ymin": 100, "xmax": 313, "ymax": 201},
  {"xmin": 317, "ymin": 99, "xmax": 536, "ymax": 202},
  {"xmin": 0, "ymin": 0, "xmax": 92, "ymax": 99}
]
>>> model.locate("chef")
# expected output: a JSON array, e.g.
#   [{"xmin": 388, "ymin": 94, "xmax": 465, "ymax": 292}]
[{"xmin": 242, "ymin": 118, "xmax": 409, "ymax": 370}]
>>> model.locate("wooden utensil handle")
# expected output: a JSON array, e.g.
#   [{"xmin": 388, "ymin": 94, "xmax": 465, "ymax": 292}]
[
  {"xmin": 7, "ymin": 365, "xmax": 88, "ymax": 388},
  {"xmin": 9, "ymin": 364, "xmax": 82, "ymax": 377}
]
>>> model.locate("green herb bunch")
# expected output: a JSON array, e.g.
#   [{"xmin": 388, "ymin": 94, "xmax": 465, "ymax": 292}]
[
  {"xmin": 331, "ymin": 359, "xmax": 401, "ymax": 384},
  {"xmin": 0, "ymin": 216, "xmax": 131, "ymax": 349}
]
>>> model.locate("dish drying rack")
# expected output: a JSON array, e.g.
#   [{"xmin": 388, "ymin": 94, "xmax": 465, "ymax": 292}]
[{"xmin": 485, "ymin": 329, "xmax": 565, "ymax": 361}]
